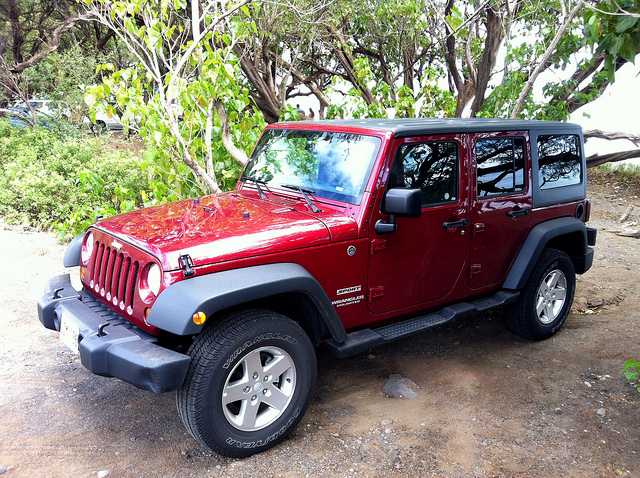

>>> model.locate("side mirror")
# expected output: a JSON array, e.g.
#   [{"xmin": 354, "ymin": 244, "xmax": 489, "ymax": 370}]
[{"xmin": 375, "ymin": 188, "xmax": 423, "ymax": 235}]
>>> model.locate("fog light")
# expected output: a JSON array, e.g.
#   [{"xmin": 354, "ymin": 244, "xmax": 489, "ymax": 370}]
[{"xmin": 192, "ymin": 311, "xmax": 206, "ymax": 325}]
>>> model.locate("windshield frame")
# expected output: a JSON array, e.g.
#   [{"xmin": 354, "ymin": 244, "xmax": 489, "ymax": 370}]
[{"xmin": 241, "ymin": 127, "xmax": 383, "ymax": 206}]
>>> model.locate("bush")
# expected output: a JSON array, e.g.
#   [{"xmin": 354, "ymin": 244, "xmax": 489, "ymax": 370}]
[
  {"xmin": 623, "ymin": 359, "xmax": 640, "ymax": 393},
  {"xmin": 0, "ymin": 119, "xmax": 149, "ymax": 239}
]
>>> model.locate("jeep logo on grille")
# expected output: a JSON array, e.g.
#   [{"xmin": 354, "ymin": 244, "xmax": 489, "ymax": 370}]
[{"xmin": 111, "ymin": 240, "xmax": 123, "ymax": 251}]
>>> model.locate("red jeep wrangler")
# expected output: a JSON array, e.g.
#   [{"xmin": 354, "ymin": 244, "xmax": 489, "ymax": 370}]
[{"xmin": 38, "ymin": 118, "xmax": 596, "ymax": 457}]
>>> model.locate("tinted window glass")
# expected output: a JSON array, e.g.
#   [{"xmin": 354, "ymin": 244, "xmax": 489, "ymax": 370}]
[
  {"xmin": 537, "ymin": 134, "xmax": 582, "ymax": 189},
  {"xmin": 390, "ymin": 141, "xmax": 459, "ymax": 206},
  {"xmin": 476, "ymin": 138, "xmax": 526, "ymax": 198}
]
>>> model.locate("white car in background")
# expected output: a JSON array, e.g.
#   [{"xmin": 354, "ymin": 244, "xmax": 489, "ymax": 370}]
[
  {"xmin": 13, "ymin": 98, "xmax": 123, "ymax": 132},
  {"xmin": 12, "ymin": 99, "xmax": 71, "ymax": 118},
  {"xmin": 82, "ymin": 110, "xmax": 124, "ymax": 132}
]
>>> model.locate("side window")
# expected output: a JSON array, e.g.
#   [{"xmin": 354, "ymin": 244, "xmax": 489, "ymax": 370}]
[
  {"xmin": 537, "ymin": 134, "xmax": 582, "ymax": 189},
  {"xmin": 390, "ymin": 141, "xmax": 459, "ymax": 207},
  {"xmin": 475, "ymin": 137, "xmax": 525, "ymax": 198}
]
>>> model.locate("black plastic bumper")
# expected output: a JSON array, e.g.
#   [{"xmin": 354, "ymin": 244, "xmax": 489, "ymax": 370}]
[{"xmin": 37, "ymin": 274, "xmax": 190, "ymax": 393}]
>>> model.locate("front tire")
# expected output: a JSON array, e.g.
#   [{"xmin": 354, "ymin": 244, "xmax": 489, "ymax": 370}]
[
  {"xmin": 177, "ymin": 309, "xmax": 316, "ymax": 457},
  {"xmin": 507, "ymin": 249, "xmax": 576, "ymax": 340}
]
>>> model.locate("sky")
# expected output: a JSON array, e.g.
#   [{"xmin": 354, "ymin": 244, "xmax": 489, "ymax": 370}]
[{"xmin": 569, "ymin": 61, "xmax": 640, "ymax": 163}]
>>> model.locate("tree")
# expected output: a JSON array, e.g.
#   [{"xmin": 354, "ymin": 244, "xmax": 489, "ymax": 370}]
[{"xmin": 83, "ymin": 0, "xmax": 270, "ymax": 195}]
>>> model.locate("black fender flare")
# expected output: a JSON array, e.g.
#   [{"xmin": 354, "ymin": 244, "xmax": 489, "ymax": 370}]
[
  {"xmin": 503, "ymin": 217, "xmax": 590, "ymax": 290},
  {"xmin": 146, "ymin": 262, "xmax": 348, "ymax": 342},
  {"xmin": 63, "ymin": 233, "xmax": 84, "ymax": 267}
]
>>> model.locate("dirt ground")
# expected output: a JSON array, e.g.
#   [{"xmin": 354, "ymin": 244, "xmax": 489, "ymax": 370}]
[{"xmin": 1, "ymin": 176, "xmax": 640, "ymax": 478}]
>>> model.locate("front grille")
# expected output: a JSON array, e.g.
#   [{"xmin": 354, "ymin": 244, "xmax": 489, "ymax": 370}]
[{"xmin": 87, "ymin": 239, "xmax": 140, "ymax": 314}]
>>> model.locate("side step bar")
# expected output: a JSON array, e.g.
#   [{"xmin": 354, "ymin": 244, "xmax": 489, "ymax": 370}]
[{"xmin": 323, "ymin": 290, "xmax": 520, "ymax": 358}]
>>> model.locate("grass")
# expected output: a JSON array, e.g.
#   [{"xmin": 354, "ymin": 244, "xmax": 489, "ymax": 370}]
[{"xmin": 589, "ymin": 163, "xmax": 640, "ymax": 189}]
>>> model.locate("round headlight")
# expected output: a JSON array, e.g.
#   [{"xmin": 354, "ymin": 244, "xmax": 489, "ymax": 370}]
[
  {"xmin": 81, "ymin": 232, "xmax": 95, "ymax": 264},
  {"xmin": 147, "ymin": 263, "xmax": 161, "ymax": 297}
]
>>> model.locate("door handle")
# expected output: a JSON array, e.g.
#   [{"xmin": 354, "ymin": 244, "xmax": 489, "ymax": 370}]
[
  {"xmin": 507, "ymin": 208, "xmax": 530, "ymax": 218},
  {"xmin": 442, "ymin": 218, "xmax": 469, "ymax": 230}
]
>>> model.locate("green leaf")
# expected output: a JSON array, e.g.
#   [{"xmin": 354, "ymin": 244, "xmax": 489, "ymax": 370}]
[
  {"xmin": 620, "ymin": 42, "xmax": 638, "ymax": 63},
  {"xmin": 616, "ymin": 15, "xmax": 638, "ymax": 33},
  {"xmin": 224, "ymin": 63, "xmax": 235, "ymax": 78},
  {"xmin": 84, "ymin": 93, "xmax": 97, "ymax": 108}
]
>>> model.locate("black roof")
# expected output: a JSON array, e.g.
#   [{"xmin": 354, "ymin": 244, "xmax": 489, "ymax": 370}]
[{"xmin": 279, "ymin": 118, "xmax": 582, "ymax": 138}]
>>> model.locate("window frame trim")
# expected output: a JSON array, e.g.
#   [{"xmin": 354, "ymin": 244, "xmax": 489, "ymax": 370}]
[
  {"xmin": 472, "ymin": 132, "xmax": 530, "ymax": 202},
  {"xmin": 389, "ymin": 138, "xmax": 462, "ymax": 209}
]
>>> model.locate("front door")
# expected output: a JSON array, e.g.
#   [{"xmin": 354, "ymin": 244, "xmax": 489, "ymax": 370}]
[{"xmin": 367, "ymin": 135, "xmax": 471, "ymax": 315}]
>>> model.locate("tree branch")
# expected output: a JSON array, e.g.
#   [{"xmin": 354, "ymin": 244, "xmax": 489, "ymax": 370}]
[
  {"xmin": 215, "ymin": 100, "xmax": 249, "ymax": 167},
  {"xmin": 9, "ymin": 12, "xmax": 93, "ymax": 73},
  {"xmin": 510, "ymin": 1, "xmax": 584, "ymax": 118}
]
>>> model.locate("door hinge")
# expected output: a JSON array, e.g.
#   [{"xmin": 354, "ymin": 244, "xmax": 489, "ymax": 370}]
[
  {"xmin": 368, "ymin": 286, "xmax": 385, "ymax": 301},
  {"xmin": 469, "ymin": 264, "xmax": 482, "ymax": 278},
  {"xmin": 370, "ymin": 238, "xmax": 387, "ymax": 255},
  {"xmin": 473, "ymin": 223, "xmax": 485, "ymax": 236}
]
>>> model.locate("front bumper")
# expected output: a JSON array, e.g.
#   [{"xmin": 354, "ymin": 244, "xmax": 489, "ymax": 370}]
[{"xmin": 37, "ymin": 274, "xmax": 190, "ymax": 393}]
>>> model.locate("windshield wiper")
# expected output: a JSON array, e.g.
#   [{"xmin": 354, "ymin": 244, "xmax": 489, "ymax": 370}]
[
  {"xmin": 243, "ymin": 177, "xmax": 268, "ymax": 200},
  {"xmin": 281, "ymin": 184, "xmax": 322, "ymax": 213}
]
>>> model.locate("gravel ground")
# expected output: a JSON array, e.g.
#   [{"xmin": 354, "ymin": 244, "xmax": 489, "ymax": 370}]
[{"xmin": 1, "ymin": 176, "xmax": 639, "ymax": 477}]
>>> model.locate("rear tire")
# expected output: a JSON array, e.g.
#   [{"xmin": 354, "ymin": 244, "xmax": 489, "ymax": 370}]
[
  {"xmin": 507, "ymin": 249, "xmax": 575, "ymax": 340},
  {"xmin": 177, "ymin": 309, "xmax": 316, "ymax": 457}
]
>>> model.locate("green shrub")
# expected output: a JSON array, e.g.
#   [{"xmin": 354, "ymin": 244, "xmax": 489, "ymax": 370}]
[
  {"xmin": 623, "ymin": 359, "xmax": 640, "ymax": 393},
  {"xmin": 0, "ymin": 119, "xmax": 149, "ymax": 238}
]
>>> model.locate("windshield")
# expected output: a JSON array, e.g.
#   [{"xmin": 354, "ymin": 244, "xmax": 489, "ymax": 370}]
[{"xmin": 242, "ymin": 129, "xmax": 382, "ymax": 205}]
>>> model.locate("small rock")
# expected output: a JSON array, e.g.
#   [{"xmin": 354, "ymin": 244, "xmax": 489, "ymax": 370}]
[
  {"xmin": 384, "ymin": 428, "xmax": 393, "ymax": 434},
  {"xmin": 0, "ymin": 465, "xmax": 7, "ymax": 475},
  {"xmin": 597, "ymin": 408, "xmax": 606, "ymax": 418},
  {"xmin": 382, "ymin": 374, "xmax": 419, "ymax": 399},
  {"xmin": 554, "ymin": 408, "xmax": 563, "ymax": 414},
  {"xmin": 587, "ymin": 298, "xmax": 604, "ymax": 308},
  {"xmin": 97, "ymin": 472, "xmax": 110, "ymax": 478},
  {"xmin": 584, "ymin": 381, "xmax": 593, "ymax": 388},
  {"xmin": 332, "ymin": 433, "xmax": 340, "ymax": 437},
  {"xmin": 381, "ymin": 420, "xmax": 391, "ymax": 426}
]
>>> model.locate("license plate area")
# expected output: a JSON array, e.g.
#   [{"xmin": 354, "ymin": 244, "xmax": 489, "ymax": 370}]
[{"xmin": 59, "ymin": 314, "xmax": 80, "ymax": 354}]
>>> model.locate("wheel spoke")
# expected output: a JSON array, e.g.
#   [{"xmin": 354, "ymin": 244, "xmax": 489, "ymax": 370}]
[
  {"xmin": 222, "ymin": 381, "xmax": 249, "ymax": 405},
  {"xmin": 238, "ymin": 399, "xmax": 260, "ymax": 429},
  {"xmin": 242, "ymin": 349, "xmax": 264, "ymax": 377},
  {"xmin": 264, "ymin": 353, "xmax": 292, "ymax": 378},
  {"xmin": 536, "ymin": 296, "xmax": 546, "ymax": 317},
  {"xmin": 553, "ymin": 287, "xmax": 567, "ymax": 302},
  {"xmin": 262, "ymin": 385, "xmax": 291, "ymax": 411},
  {"xmin": 548, "ymin": 271, "xmax": 561, "ymax": 289},
  {"xmin": 545, "ymin": 301, "xmax": 555, "ymax": 320}
]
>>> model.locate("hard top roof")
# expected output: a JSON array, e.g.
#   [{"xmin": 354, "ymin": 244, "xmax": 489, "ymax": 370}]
[{"xmin": 275, "ymin": 118, "xmax": 582, "ymax": 138}]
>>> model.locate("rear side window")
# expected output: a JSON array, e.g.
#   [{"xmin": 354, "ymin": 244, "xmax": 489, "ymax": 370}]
[
  {"xmin": 390, "ymin": 141, "xmax": 459, "ymax": 207},
  {"xmin": 537, "ymin": 134, "xmax": 582, "ymax": 189},
  {"xmin": 475, "ymin": 138, "xmax": 526, "ymax": 198}
]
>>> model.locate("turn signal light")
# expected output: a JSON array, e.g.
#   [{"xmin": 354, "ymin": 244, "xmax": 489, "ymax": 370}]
[{"xmin": 192, "ymin": 311, "xmax": 207, "ymax": 325}]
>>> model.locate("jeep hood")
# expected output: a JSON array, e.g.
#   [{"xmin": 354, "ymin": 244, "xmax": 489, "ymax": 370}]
[{"xmin": 94, "ymin": 192, "xmax": 353, "ymax": 270}]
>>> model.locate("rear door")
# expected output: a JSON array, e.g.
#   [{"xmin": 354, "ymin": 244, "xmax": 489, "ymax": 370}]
[
  {"xmin": 367, "ymin": 134, "xmax": 471, "ymax": 314},
  {"xmin": 468, "ymin": 132, "xmax": 532, "ymax": 290}
]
